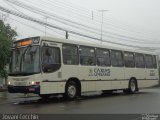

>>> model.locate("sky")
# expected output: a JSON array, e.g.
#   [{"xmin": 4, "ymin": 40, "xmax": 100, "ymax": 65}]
[
  {"xmin": 68, "ymin": 0, "xmax": 160, "ymax": 35},
  {"xmin": 0, "ymin": 0, "xmax": 160, "ymax": 53}
]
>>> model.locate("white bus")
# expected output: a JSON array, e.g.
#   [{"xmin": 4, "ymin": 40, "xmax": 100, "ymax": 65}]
[{"xmin": 8, "ymin": 36, "xmax": 159, "ymax": 99}]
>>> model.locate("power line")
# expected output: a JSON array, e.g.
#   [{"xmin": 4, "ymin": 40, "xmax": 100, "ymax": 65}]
[
  {"xmin": 9, "ymin": 17, "xmax": 63, "ymax": 37},
  {"xmin": 1, "ymin": 5, "xmax": 155, "ymax": 49},
  {"xmin": 3, "ymin": 0, "xmax": 66, "ymax": 37},
  {"xmin": 1, "ymin": 0, "xmax": 160, "ymax": 52},
  {"xmin": 5, "ymin": 0, "xmax": 160, "ymax": 44},
  {"xmin": 4, "ymin": 0, "xmax": 102, "ymax": 36},
  {"xmin": 43, "ymin": 0, "xmax": 160, "ymax": 41}
]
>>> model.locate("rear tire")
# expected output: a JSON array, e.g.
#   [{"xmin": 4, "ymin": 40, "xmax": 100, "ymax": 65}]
[
  {"xmin": 65, "ymin": 81, "xmax": 78, "ymax": 100},
  {"xmin": 124, "ymin": 79, "xmax": 137, "ymax": 94},
  {"xmin": 129, "ymin": 79, "xmax": 136, "ymax": 94}
]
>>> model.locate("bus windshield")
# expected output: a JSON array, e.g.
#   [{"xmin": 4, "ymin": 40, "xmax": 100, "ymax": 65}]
[{"xmin": 9, "ymin": 46, "xmax": 40, "ymax": 76}]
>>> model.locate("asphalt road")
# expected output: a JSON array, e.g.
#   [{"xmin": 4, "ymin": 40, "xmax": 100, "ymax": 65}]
[{"xmin": 0, "ymin": 87, "xmax": 160, "ymax": 115}]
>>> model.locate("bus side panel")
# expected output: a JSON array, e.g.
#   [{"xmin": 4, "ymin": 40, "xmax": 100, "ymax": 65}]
[
  {"xmin": 110, "ymin": 67, "xmax": 126, "ymax": 90},
  {"xmin": 125, "ymin": 68, "xmax": 145, "ymax": 86},
  {"xmin": 133, "ymin": 68, "xmax": 146, "ymax": 88},
  {"xmin": 125, "ymin": 68, "xmax": 137, "ymax": 80},
  {"xmin": 138, "ymin": 80, "xmax": 159, "ymax": 88},
  {"xmin": 95, "ymin": 81, "xmax": 112, "ymax": 91},
  {"xmin": 145, "ymin": 68, "xmax": 159, "ymax": 81},
  {"xmin": 134, "ymin": 68, "xmax": 146, "ymax": 80},
  {"xmin": 62, "ymin": 65, "xmax": 96, "ymax": 92},
  {"xmin": 95, "ymin": 67, "xmax": 112, "ymax": 91},
  {"xmin": 79, "ymin": 66, "xmax": 97, "ymax": 92},
  {"xmin": 137, "ymin": 68, "xmax": 159, "ymax": 88}
]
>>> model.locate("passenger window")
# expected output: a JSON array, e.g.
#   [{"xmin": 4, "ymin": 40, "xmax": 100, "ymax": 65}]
[
  {"xmin": 79, "ymin": 46, "xmax": 96, "ymax": 66},
  {"xmin": 96, "ymin": 49, "xmax": 110, "ymax": 66},
  {"xmin": 111, "ymin": 50, "xmax": 124, "ymax": 67},
  {"xmin": 63, "ymin": 44, "xmax": 79, "ymax": 65},
  {"xmin": 152, "ymin": 55, "xmax": 157, "ymax": 69},
  {"xmin": 124, "ymin": 52, "xmax": 135, "ymax": 67},
  {"xmin": 135, "ymin": 53, "xmax": 145, "ymax": 68},
  {"xmin": 145, "ymin": 55, "xmax": 153, "ymax": 68},
  {"xmin": 42, "ymin": 47, "xmax": 61, "ymax": 73}
]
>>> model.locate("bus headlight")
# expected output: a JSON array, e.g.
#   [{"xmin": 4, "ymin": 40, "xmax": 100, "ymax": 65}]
[
  {"xmin": 30, "ymin": 81, "xmax": 40, "ymax": 85},
  {"xmin": 8, "ymin": 81, "xmax": 11, "ymax": 85},
  {"xmin": 31, "ymin": 81, "xmax": 35, "ymax": 85}
]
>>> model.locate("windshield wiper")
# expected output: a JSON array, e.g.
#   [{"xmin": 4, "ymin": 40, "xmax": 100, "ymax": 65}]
[
  {"xmin": 22, "ymin": 45, "xmax": 32, "ymax": 59},
  {"xmin": 20, "ymin": 45, "xmax": 32, "ymax": 72}
]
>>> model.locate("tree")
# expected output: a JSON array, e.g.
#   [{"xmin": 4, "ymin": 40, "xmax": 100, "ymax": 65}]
[
  {"xmin": 0, "ymin": 20, "xmax": 17, "ymax": 79},
  {"xmin": 159, "ymin": 60, "xmax": 160, "ymax": 85}
]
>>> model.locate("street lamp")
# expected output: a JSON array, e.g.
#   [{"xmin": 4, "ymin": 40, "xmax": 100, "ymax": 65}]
[{"xmin": 98, "ymin": 10, "xmax": 108, "ymax": 42}]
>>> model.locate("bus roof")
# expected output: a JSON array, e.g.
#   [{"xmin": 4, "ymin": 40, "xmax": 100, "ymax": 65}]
[{"xmin": 17, "ymin": 36, "xmax": 158, "ymax": 56}]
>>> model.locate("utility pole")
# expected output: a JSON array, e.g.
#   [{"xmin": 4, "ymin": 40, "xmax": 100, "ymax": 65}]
[
  {"xmin": 44, "ymin": 16, "xmax": 48, "ymax": 36},
  {"xmin": 92, "ymin": 11, "xmax": 94, "ymax": 20},
  {"xmin": 66, "ymin": 31, "xmax": 69, "ymax": 39},
  {"xmin": 98, "ymin": 10, "xmax": 108, "ymax": 43}
]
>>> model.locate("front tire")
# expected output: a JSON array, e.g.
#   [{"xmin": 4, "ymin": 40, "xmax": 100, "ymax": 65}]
[{"xmin": 65, "ymin": 81, "xmax": 78, "ymax": 100}]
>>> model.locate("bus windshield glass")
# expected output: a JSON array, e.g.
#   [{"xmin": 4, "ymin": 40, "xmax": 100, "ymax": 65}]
[{"xmin": 9, "ymin": 46, "xmax": 40, "ymax": 76}]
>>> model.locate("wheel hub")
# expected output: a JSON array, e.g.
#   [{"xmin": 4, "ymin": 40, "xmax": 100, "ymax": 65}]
[
  {"xmin": 68, "ymin": 86, "xmax": 76, "ymax": 97},
  {"xmin": 131, "ymin": 81, "xmax": 136, "ymax": 92}
]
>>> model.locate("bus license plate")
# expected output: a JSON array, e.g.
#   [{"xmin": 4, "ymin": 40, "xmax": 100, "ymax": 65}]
[{"xmin": 29, "ymin": 88, "xmax": 35, "ymax": 91}]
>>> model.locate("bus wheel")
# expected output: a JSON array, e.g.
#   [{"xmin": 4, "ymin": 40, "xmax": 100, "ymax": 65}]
[
  {"xmin": 123, "ymin": 79, "xmax": 137, "ymax": 94},
  {"xmin": 65, "ymin": 81, "xmax": 78, "ymax": 100},
  {"xmin": 128, "ymin": 79, "xmax": 137, "ymax": 94}
]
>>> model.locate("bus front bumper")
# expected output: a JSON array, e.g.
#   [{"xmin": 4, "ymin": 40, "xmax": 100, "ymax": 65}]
[{"xmin": 8, "ymin": 85, "xmax": 40, "ymax": 94}]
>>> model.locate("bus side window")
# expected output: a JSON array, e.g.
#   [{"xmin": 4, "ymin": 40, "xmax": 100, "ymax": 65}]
[
  {"xmin": 152, "ymin": 55, "xmax": 157, "ymax": 69},
  {"xmin": 145, "ymin": 55, "xmax": 153, "ymax": 69},
  {"xmin": 135, "ymin": 53, "xmax": 145, "ymax": 68},
  {"xmin": 63, "ymin": 44, "xmax": 79, "ymax": 65},
  {"xmin": 111, "ymin": 50, "xmax": 124, "ymax": 67},
  {"xmin": 124, "ymin": 52, "xmax": 135, "ymax": 68},
  {"xmin": 96, "ymin": 48, "xmax": 110, "ymax": 66},
  {"xmin": 79, "ymin": 46, "xmax": 96, "ymax": 66}
]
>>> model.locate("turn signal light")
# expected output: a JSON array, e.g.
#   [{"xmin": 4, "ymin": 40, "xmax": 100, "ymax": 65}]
[{"xmin": 35, "ymin": 82, "xmax": 40, "ymax": 85}]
